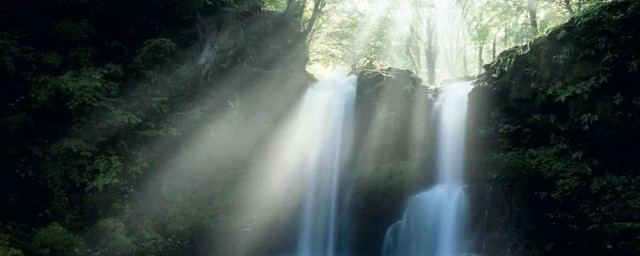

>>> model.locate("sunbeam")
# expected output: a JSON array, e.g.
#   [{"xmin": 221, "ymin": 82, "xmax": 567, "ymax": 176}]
[
  {"xmin": 2, "ymin": 1, "xmax": 632, "ymax": 256},
  {"xmin": 221, "ymin": 75, "xmax": 356, "ymax": 255}
]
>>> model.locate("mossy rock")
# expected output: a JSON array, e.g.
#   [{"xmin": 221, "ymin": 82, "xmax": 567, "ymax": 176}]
[
  {"xmin": 353, "ymin": 62, "xmax": 433, "ymax": 164},
  {"xmin": 468, "ymin": 1, "xmax": 640, "ymax": 255}
]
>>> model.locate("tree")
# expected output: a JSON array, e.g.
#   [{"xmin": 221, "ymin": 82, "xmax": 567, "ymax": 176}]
[
  {"xmin": 403, "ymin": 0, "xmax": 437, "ymax": 84},
  {"xmin": 283, "ymin": 0, "xmax": 327, "ymax": 40},
  {"xmin": 528, "ymin": 0, "xmax": 540, "ymax": 35}
]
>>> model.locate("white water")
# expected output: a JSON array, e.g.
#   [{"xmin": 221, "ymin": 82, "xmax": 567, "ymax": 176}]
[
  {"xmin": 297, "ymin": 75, "xmax": 357, "ymax": 256},
  {"xmin": 383, "ymin": 81, "xmax": 473, "ymax": 256}
]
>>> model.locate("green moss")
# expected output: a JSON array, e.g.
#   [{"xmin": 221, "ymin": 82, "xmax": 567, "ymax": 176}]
[{"xmin": 470, "ymin": 1, "xmax": 640, "ymax": 255}]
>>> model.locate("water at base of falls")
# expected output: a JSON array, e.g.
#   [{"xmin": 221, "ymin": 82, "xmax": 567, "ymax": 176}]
[
  {"xmin": 297, "ymin": 75, "xmax": 357, "ymax": 256},
  {"xmin": 383, "ymin": 184, "xmax": 469, "ymax": 256},
  {"xmin": 383, "ymin": 81, "xmax": 473, "ymax": 256}
]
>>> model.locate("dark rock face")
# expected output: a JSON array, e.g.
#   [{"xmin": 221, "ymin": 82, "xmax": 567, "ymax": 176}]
[
  {"xmin": 345, "ymin": 64, "xmax": 437, "ymax": 256},
  {"xmin": 467, "ymin": 2, "xmax": 640, "ymax": 255},
  {"xmin": 197, "ymin": 11, "xmax": 309, "ymax": 79},
  {"xmin": 354, "ymin": 64, "xmax": 434, "ymax": 165}
]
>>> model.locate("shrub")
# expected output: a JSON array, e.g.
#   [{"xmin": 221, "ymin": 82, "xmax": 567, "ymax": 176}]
[
  {"xmin": 90, "ymin": 218, "xmax": 135, "ymax": 256},
  {"xmin": 133, "ymin": 38, "xmax": 176, "ymax": 70},
  {"xmin": 30, "ymin": 223, "xmax": 86, "ymax": 256}
]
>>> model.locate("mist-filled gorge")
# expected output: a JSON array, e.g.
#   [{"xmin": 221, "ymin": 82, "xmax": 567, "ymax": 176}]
[{"xmin": 1, "ymin": 0, "xmax": 639, "ymax": 256}]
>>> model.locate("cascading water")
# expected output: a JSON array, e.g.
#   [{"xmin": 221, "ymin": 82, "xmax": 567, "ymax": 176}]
[
  {"xmin": 382, "ymin": 81, "xmax": 473, "ymax": 256},
  {"xmin": 297, "ymin": 75, "xmax": 357, "ymax": 256}
]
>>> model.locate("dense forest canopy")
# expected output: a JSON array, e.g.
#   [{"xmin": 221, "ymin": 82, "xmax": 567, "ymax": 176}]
[{"xmin": 1, "ymin": 0, "xmax": 637, "ymax": 256}]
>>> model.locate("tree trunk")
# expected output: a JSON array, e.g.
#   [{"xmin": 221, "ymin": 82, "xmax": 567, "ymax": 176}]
[
  {"xmin": 425, "ymin": 34, "xmax": 437, "ymax": 85},
  {"xmin": 463, "ymin": 49, "xmax": 468, "ymax": 77},
  {"xmin": 527, "ymin": 0, "xmax": 539, "ymax": 35},
  {"xmin": 503, "ymin": 28, "xmax": 508, "ymax": 47},
  {"xmin": 284, "ymin": 0, "xmax": 306, "ymax": 23},
  {"xmin": 492, "ymin": 36, "xmax": 496, "ymax": 61},
  {"xmin": 427, "ymin": 53, "xmax": 436, "ymax": 85},
  {"xmin": 406, "ymin": 25, "xmax": 423, "ymax": 77},
  {"xmin": 426, "ymin": 37, "xmax": 437, "ymax": 85},
  {"xmin": 406, "ymin": 44, "xmax": 420, "ymax": 76},
  {"xmin": 301, "ymin": 0, "xmax": 325, "ymax": 40},
  {"xmin": 478, "ymin": 43, "xmax": 484, "ymax": 74},
  {"xmin": 563, "ymin": 0, "xmax": 575, "ymax": 15}
]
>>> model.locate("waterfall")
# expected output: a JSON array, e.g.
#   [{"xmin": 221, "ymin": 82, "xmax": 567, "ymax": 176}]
[
  {"xmin": 297, "ymin": 75, "xmax": 357, "ymax": 256},
  {"xmin": 382, "ymin": 81, "xmax": 473, "ymax": 256}
]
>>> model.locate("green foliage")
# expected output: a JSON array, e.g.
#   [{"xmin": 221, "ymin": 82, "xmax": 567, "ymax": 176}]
[
  {"xmin": 0, "ymin": 246, "xmax": 23, "ymax": 256},
  {"xmin": 488, "ymin": 146, "xmax": 593, "ymax": 201},
  {"xmin": 472, "ymin": 1, "xmax": 640, "ymax": 254},
  {"xmin": 0, "ymin": 234, "xmax": 23, "ymax": 256},
  {"xmin": 39, "ymin": 68, "xmax": 118, "ymax": 111},
  {"xmin": 90, "ymin": 218, "xmax": 135, "ymax": 256},
  {"xmin": 51, "ymin": 20, "xmax": 95, "ymax": 44},
  {"xmin": 30, "ymin": 224, "xmax": 86, "ymax": 256},
  {"xmin": 0, "ymin": 32, "xmax": 28, "ymax": 75},
  {"xmin": 130, "ymin": 209, "xmax": 218, "ymax": 256},
  {"xmin": 0, "ymin": 0, "xmax": 320, "ymax": 255},
  {"xmin": 262, "ymin": 0, "xmax": 287, "ymax": 11},
  {"xmin": 133, "ymin": 38, "xmax": 177, "ymax": 71}
]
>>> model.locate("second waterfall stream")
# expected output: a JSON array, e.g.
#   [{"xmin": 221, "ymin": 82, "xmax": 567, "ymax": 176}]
[
  {"xmin": 383, "ymin": 81, "xmax": 473, "ymax": 256},
  {"xmin": 297, "ymin": 75, "xmax": 357, "ymax": 256}
]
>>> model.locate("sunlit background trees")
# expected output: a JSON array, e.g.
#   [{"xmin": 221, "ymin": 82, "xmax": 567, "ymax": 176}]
[{"xmin": 265, "ymin": 0, "xmax": 609, "ymax": 84}]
